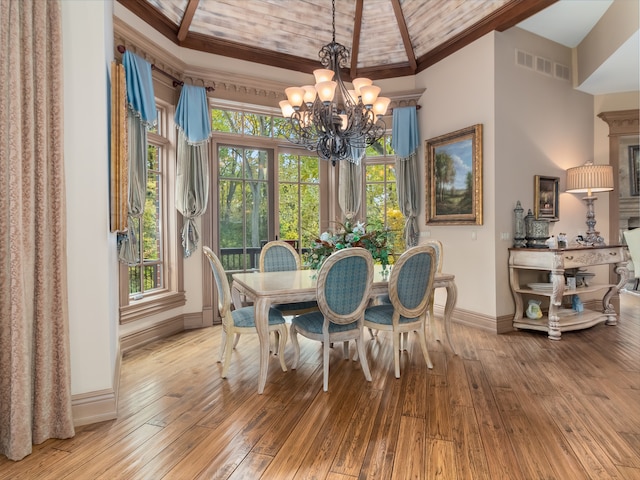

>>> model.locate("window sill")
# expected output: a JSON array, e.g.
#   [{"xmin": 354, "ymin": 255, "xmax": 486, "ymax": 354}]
[{"xmin": 120, "ymin": 291, "xmax": 187, "ymax": 324}]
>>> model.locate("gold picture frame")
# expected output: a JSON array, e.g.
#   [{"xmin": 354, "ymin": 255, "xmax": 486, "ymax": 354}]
[
  {"xmin": 534, "ymin": 175, "xmax": 559, "ymax": 222},
  {"xmin": 425, "ymin": 124, "xmax": 483, "ymax": 225}
]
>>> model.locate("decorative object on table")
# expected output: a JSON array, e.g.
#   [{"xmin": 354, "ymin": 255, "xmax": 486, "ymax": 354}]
[
  {"xmin": 525, "ymin": 209, "xmax": 550, "ymax": 248},
  {"xmin": 279, "ymin": 0, "xmax": 389, "ymax": 165},
  {"xmin": 557, "ymin": 233, "xmax": 568, "ymax": 248},
  {"xmin": 572, "ymin": 295, "xmax": 584, "ymax": 312},
  {"xmin": 534, "ymin": 175, "xmax": 559, "ymax": 221},
  {"xmin": 575, "ymin": 270, "xmax": 596, "ymax": 287},
  {"xmin": 566, "ymin": 161, "xmax": 614, "ymax": 246},
  {"xmin": 425, "ymin": 124, "xmax": 483, "ymax": 225},
  {"xmin": 305, "ymin": 220, "xmax": 395, "ymax": 272},
  {"xmin": 526, "ymin": 299, "xmax": 543, "ymax": 319},
  {"xmin": 513, "ymin": 200, "xmax": 527, "ymax": 247}
]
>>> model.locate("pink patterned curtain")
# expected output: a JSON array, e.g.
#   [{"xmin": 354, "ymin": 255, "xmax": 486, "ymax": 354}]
[{"xmin": 0, "ymin": 0, "xmax": 74, "ymax": 461}]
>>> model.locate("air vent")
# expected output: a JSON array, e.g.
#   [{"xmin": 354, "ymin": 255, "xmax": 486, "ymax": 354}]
[
  {"xmin": 554, "ymin": 63, "xmax": 570, "ymax": 81},
  {"xmin": 516, "ymin": 49, "xmax": 534, "ymax": 69},
  {"xmin": 535, "ymin": 56, "xmax": 553, "ymax": 76}
]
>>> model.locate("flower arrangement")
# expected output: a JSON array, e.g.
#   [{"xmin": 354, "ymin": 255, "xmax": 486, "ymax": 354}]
[{"xmin": 305, "ymin": 219, "xmax": 395, "ymax": 271}]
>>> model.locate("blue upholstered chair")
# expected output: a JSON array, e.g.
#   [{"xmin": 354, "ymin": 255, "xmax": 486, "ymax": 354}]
[
  {"xmin": 203, "ymin": 246, "xmax": 287, "ymax": 378},
  {"xmin": 290, "ymin": 247, "xmax": 374, "ymax": 392},
  {"xmin": 364, "ymin": 244, "xmax": 437, "ymax": 378},
  {"xmin": 260, "ymin": 240, "xmax": 318, "ymax": 316}
]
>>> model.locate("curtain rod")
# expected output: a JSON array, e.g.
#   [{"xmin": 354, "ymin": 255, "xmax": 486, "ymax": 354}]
[{"xmin": 117, "ymin": 45, "xmax": 214, "ymax": 92}]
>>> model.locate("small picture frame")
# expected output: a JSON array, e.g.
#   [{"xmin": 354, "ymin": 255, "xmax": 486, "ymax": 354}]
[
  {"xmin": 534, "ymin": 175, "xmax": 559, "ymax": 222},
  {"xmin": 629, "ymin": 145, "xmax": 639, "ymax": 196}
]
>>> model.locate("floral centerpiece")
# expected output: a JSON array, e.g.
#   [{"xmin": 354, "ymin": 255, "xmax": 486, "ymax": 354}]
[{"xmin": 305, "ymin": 220, "xmax": 395, "ymax": 271}]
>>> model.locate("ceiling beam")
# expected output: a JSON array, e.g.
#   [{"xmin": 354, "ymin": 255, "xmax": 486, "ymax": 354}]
[
  {"xmin": 391, "ymin": 0, "xmax": 417, "ymax": 73},
  {"xmin": 350, "ymin": 0, "xmax": 364, "ymax": 77},
  {"xmin": 177, "ymin": 0, "xmax": 199, "ymax": 42}
]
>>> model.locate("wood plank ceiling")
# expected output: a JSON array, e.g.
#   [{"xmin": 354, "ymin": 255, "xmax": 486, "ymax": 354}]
[{"xmin": 117, "ymin": 0, "xmax": 557, "ymax": 80}]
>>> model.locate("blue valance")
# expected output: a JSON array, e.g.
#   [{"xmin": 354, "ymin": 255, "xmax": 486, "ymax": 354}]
[
  {"xmin": 391, "ymin": 106, "xmax": 419, "ymax": 160},
  {"xmin": 175, "ymin": 84, "xmax": 211, "ymax": 145},
  {"xmin": 123, "ymin": 51, "xmax": 157, "ymax": 125}
]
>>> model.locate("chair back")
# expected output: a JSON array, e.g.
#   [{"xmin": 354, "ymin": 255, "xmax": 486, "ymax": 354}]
[
  {"xmin": 316, "ymin": 247, "xmax": 374, "ymax": 325},
  {"xmin": 389, "ymin": 245, "xmax": 437, "ymax": 319},
  {"xmin": 623, "ymin": 229, "xmax": 640, "ymax": 280},
  {"xmin": 260, "ymin": 240, "xmax": 301, "ymax": 272},
  {"xmin": 422, "ymin": 239, "xmax": 443, "ymax": 273},
  {"xmin": 203, "ymin": 246, "xmax": 232, "ymax": 318}
]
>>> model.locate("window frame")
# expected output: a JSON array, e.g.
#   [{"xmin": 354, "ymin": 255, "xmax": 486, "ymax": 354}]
[{"xmin": 119, "ymin": 100, "xmax": 185, "ymax": 324}]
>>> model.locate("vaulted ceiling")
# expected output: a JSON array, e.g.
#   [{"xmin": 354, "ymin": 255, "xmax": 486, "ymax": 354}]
[{"xmin": 116, "ymin": 0, "xmax": 556, "ymax": 80}]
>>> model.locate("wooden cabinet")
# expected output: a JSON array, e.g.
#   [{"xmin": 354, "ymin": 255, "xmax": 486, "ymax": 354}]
[{"xmin": 508, "ymin": 246, "xmax": 630, "ymax": 340}]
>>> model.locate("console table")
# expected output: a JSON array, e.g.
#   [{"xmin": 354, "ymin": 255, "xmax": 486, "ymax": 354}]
[{"xmin": 508, "ymin": 245, "xmax": 629, "ymax": 340}]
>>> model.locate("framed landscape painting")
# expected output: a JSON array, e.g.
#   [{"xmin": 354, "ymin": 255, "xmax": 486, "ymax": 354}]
[{"xmin": 425, "ymin": 124, "xmax": 483, "ymax": 225}]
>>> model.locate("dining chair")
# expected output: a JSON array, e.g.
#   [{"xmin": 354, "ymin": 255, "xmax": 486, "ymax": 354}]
[
  {"xmin": 260, "ymin": 240, "xmax": 319, "ymax": 316},
  {"xmin": 364, "ymin": 244, "xmax": 437, "ymax": 378},
  {"xmin": 203, "ymin": 246, "xmax": 287, "ymax": 378},
  {"xmin": 290, "ymin": 247, "xmax": 374, "ymax": 392},
  {"xmin": 623, "ymin": 229, "xmax": 640, "ymax": 290}
]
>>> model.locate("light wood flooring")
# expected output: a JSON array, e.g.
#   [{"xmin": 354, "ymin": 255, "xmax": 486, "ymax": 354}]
[{"xmin": 1, "ymin": 293, "xmax": 639, "ymax": 479}]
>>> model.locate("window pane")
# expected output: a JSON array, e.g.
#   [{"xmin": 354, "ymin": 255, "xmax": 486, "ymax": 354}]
[
  {"xmin": 386, "ymin": 135, "xmax": 395, "ymax": 155},
  {"xmin": 366, "ymin": 183, "xmax": 385, "ymax": 224},
  {"xmin": 300, "ymin": 184, "xmax": 320, "ymax": 248},
  {"xmin": 365, "ymin": 136, "xmax": 386, "ymax": 157},
  {"xmin": 245, "ymin": 182, "xmax": 268, "ymax": 247},
  {"xmin": 366, "ymin": 163, "xmax": 385, "ymax": 182},
  {"xmin": 147, "ymin": 144, "xmax": 159, "ymax": 171},
  {"xmin": 143, "ymin": 172, "xmax": 161, "ymax": 261},
  {"xmin": 245, "ymin": 149, "xmax": 268, "ymax": 181},
  {"xmin": 219, "ymin": 146, "xmax": 244, "ymax": 178},
  {"xmin": 279, "ymin": 183, "xmax": 299, "ymax": 240},
  {"xmin": 143, "ymin": 263, "xmax": 162, "ymax": 291},
  {"xmin": 212, "ymin": 109, "xmax": 242, "ymax": 133},
  {"xmin": 219, "ymin": 179, "xmax": 244, "ymax": 249},
  {"xmin": 128, "ymin": 265, "xmax": 142, "ymax": 295},
  {"xmin": 279, "ymin": 153, "xmax": 298, "ymax": 182},
  {"xmin": 273, "ymin": 117, "xmax": 293, "ymax": 139},
  {"xmin": 243, "ymin": 113, "xmax": 272, "ymax": 136},
  {"xmin": 300, "ymin": 155, "xmax": 319, "ymax": 183}
]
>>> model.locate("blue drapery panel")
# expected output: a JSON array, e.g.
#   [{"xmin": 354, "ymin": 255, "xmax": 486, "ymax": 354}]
[
  {"xmin": 175, "ymin": 84, "xmax": 211, "ymax": 145},
  {"xmin": 392, "ymin": 106, "xmax": 420, "ymax": 247},
  {"xmin": 118, "ymin": 51, "xmax": 156, "ymax": 264},
  {"xmin": 392, "ymin": 106, "xmax": 419, "ymax": 160},
  {"xmin": 175, "ymin": 85, "xmax": 211, "ymax": 257},
  {"xmin": 122, "ymin": 51, "xmax": 157, "ymax": 125}
]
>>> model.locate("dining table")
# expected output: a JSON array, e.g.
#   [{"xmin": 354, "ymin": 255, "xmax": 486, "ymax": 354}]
[{"xmin": 232, "ymin": 264, "xmax": 458, "ymax": 394}]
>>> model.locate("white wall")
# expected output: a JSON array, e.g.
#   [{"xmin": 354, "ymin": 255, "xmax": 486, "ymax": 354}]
[
  {"xmin": 415, "ymin": 33, "xmax": 497, "ymax": 318},
  {"xmin": 62, "ymin": 0, "xmax": 117, "ymax": 394}
]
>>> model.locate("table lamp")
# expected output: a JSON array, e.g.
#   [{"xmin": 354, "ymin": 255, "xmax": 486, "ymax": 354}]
[{"xmin": 565, "ymin": 161, "xmax": 614, "ymax": 246}]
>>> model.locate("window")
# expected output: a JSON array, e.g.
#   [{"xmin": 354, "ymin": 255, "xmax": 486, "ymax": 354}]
[
  {"xmin": 120, "ymin": 102, "xmax": 185, "ymax": 322},
  {"xmin": 209, "ymin": 103, "xmax": 328, "ymax": 274},
  {"xmin": 364, "ymin": 134, "xmax": 405, "ymax": 255}
]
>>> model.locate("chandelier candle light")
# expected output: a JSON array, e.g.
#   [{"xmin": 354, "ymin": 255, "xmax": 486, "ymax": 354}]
[
  {"xmin": 566, "ymin": 161, "xmax": 614, "ymax": 246},
  {"xmin": 280, "ymin": 0, "xmax": 390, "ymax": 165}
]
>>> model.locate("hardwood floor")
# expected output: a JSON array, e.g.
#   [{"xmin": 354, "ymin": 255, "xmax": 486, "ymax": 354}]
[{"xmin": 2, "ymin": 293, "xmax": 639, "ymax": 479}]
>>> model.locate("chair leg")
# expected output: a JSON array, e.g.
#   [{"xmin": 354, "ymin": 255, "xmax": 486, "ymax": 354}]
[
  {"xmin": 219, "ymin": 329, "xmax": 227, "ymax": 363},
  {"xmin": 323, "ymin": 338, "xmax": 331, "ymax": 392},
  {"xmin": 393, "ymin": 332, "xmax": 401, "ymax": 378},
  {"xmin": 290, "ymin": 323, "xmax": 300, "ymax": 370},
  {"xmin": 416, "ymin": 327, "xmax": 433, "ymax": 369},
  {"xmin": 356, "ymin": 337, "xmax": 372, "ymax": 382},
  {"xmin": 233, "ymin": 333, "xmax": 241, "ymax": 348},
  {"xmin": 343, "ymin": 341, "xmax": 350, "ymax": 359},
  {"xmin": 221, "ymin": 330, "xmax": 235, "ymax": 378},
  {"xmin": 276, "ymin": 326, "xmax": 288, "ymax": 372}
]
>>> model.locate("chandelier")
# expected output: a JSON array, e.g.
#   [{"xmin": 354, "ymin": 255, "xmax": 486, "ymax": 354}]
[{"xmin": 279, "ymin": 0, "xmax": 390, "ymax": 165}]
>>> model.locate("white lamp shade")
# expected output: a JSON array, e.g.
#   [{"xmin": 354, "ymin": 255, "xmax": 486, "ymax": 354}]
[
  {"xmin": 279, "ymin": 100, "xmax": 294, "ymax": 118},
  {"xmin": 313, "ymin": 68, "xmax": 334, "ymax": 83},
  {"xmin": 352, "ymin": 77, "xmax": 373, "ymax": 96},
  {"xmin": 566, "ymin": 162, "xmax": 614, "ymax": 194},
  {"xmin": 372, "ymin": 97, "xmax": 391, "ymax": 116},
  {"xmin": 285, "ymin": 87, "xmax": 305, "ymax": 108},
  {"xmin": 302, "ymin": 85, "xmax": 317, "ymax": 104},
  {"xmin": 360, "ymin": 85, "xmax": 381, "ymax": 106},
  {"xmin": 316, "ymin": 81, "xmax": 337, "ymax": 103}
]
